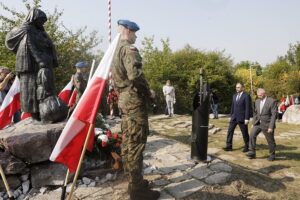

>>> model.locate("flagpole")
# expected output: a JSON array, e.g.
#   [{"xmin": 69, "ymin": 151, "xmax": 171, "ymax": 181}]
[
  {"xmin": 250, "ymin": 64, "xmax": 253, "ymax": 98},
  {"xmin": 88, "ymin": 60, "xmax": 96, "ymax": 82},
  {"xmin": 60, "ymin": 169, "xmax": 70, "ymax": 200},
  {"xmin": 0, "ymin": 164, "xmax": 15, "ymax": 200},
  {"xmin": 66, "ymin": 123, "xmax": 94, "ymax": 200}
]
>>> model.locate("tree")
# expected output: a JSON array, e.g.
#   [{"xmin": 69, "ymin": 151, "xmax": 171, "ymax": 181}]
[
  {"xmin": 141, "ymin": 38, "xmax": 236, "ymax": 114},
  {"xmin": 261, "ymin": 43, "xmax": 300, "ymax": 99},
  {"xmin": 234, "ymin": 61, "xmax": 262, "ymax": 75},
  {"xmin": 0, "ymin": 0, "xmax": 102, "ymax": 91},
  {"xmin": 286, "ymin": 42, "xmax": 300, "ymax": 69}
]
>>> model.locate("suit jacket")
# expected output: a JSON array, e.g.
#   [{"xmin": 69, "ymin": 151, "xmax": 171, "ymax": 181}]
[
  {"xmin": 230, "ymin": 92, "xmax": 252, "ymax": 122},
  {"xmin": 252, "ymin": 97, "xmax": 277, "ymax": 130}
]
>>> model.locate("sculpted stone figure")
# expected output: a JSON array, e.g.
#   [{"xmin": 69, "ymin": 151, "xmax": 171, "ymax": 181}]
[{"xmin": 5, "ymin": 8, "xmax": 67, "ymax": 122}]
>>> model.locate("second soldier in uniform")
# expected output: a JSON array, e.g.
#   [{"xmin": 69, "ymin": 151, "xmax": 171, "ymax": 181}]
[
  {"xmin": 68, "ymin": 61, "xmax": 88, "ymax": 115},
  {"xmin": 111, "ymin": 20, "xmax": 160, "ymax": 200}
]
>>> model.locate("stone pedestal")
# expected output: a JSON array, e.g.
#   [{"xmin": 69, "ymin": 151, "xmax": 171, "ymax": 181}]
[
  {"xmin": 0, "ymin": 118, "xmax": 66, "ymax": 164},
  {"xmin": 282, "ymin": 105, "xmax": 300, "ymax": 125}
]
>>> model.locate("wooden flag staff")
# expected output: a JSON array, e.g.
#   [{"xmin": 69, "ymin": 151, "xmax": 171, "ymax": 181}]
[
  {"xmin": 60, "ymin": 168, "xmax": 70, "ymax": 200},
  {"xmin": 66, "ymin": 123, "xmax": 94, "ymax": 200},
  {"xmin": 0, "ymin": 164, "xmax": 15, "ymax": 200}
]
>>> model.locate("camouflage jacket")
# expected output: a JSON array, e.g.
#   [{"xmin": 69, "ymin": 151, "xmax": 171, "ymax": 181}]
[
  {"xmin": 73, "ymin": 71, "xmax": 87, "ymax": 103},
  {"xmin": 111, "ymin": 40, "xmax": 150, "ymax": 99}
]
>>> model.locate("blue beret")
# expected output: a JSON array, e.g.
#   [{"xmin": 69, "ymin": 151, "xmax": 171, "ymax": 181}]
[
  {"xmin": 75, "ymin": 62, "xmax": 87, "ymax": 68},
  {"xmin": 117, "ymin": 19, "xmax": 140, "ymax": 31}
]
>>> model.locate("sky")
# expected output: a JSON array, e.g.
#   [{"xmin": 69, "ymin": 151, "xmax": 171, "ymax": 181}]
[{"xmin": 1, "ymin": 0, "xmax": 300, "ymax": 66}]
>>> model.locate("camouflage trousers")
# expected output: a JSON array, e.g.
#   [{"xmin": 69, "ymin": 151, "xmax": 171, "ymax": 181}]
[{"xmin": 118, "ymin": 90, "xmax": 149, "ymax": 186}]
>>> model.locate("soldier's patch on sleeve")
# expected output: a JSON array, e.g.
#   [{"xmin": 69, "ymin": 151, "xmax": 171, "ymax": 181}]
[{"xmin": 130, "ymin": 46, "xmax": 138, "ymax": 51}]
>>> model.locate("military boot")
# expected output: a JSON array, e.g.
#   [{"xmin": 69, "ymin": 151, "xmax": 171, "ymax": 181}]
[
  {"xmin": 129, "ymin": 185, "xmax": 160, "ymax": 200},
  {"xmin": 128, "ymin": 179, "xmax": 150, "ymax": 194}
]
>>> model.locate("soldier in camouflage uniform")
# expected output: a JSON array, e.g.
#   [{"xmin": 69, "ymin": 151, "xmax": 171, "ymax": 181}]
[
  {"xmin": 69, "ymin": 62, "xmax": 87, "ymax": 115},
  {"xmin": 111, "ymin": 20, "xmax": 160, "ymax": 200}
]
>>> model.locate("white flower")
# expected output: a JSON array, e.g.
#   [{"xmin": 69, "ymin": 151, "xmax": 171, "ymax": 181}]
[
  {"xmin": 94, "ymin": 128, "xmax": 103, "ymax": 136},
  {"xmin": 98, "ymin": 134, "xmax": 108, "ymax": 142}
]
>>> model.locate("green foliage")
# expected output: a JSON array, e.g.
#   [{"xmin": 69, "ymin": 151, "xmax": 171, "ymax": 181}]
[
  {"xmin": 0, "ymin": 0, "xmax": 102, "ymax": 91},
  {"xmin": 141, "ymin": 37, "xmax": 236, "ymax": 114},
  {"xmin": 262, "ymin": 43, "xmax": 300, "ymax": 99},
  {"xmin": 234, "ymin": 61, "xmax": 262, "ymax": 75}
]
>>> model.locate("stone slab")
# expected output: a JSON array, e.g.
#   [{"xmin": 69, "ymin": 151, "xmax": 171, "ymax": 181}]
[
  {"xmin": 165, "ymin": 179, "xmax": 206, "ymax": 199},
  {"xmin": 209, "ymin": 162, "xmax": 232, "ymax": 172},
  {"xmin": 31, "ymin": 162, "xmax": 71, "ymax": 188},
  {"xmin": 205, "ymin": 172, "xmax": 231, "ymax": 184},
  {"xmin": 188, "ymin": 164, "xmax": 214, "ymax": 180}
]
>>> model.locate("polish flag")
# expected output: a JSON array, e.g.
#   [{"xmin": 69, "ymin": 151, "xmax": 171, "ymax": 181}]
[
  {"xmin": 279, "ymin": 96, "xmax": 286, "ymax": 113},
  {"xmin": 58, "ymin": 80, "xmax": 73, "ymax": 104},
  {"xmin": 289, "ymin": 96, "xmax": 294, "ymax": 106},
  {"xmin": 50, "ymin": 34, "xmax": 120, "ymax": 172},
  {"xmin": 0, "ymin": 76, "xmax": 21, "ymax": 129},
  {"xmin": 21, "ymin": 112, "xmax": 31, "ymax": 120},
  {"xmin": 68, "ymin": 90, "xmax": 77, "ymax": 107},
  {"xmin": 285, "ymin": 95, "xmax": 290, "ymax": 107}
]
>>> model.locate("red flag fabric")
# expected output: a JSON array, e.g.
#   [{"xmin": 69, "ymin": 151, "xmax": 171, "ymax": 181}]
[
  {"xmin": 21, "ymin": 112, "xmax": 31, "ymax": 120},
  {"xmin": 289, "ymin": 96, "xmax": 294, "ymax": 105},
  {"xmin": 50, "ymin": 34, "xmax": 120, "ymax": 172},
  {"xmin": 68, "ymin": 90, "xmax": 77, "ymax": 107},
  {"xmin": 58, "ymin": 80, "xmax": 73, "ymax": 104},
  {"xmin": 279, "ymin": 96, "xmax": 286, "ymax": 112},
  {"xmin": 0, "ymin": 77, "xmax": 21, "ymax": 129}
]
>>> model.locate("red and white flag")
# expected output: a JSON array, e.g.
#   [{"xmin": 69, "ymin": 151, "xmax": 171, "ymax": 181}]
[
  {"xmin": 279, "ymin": 96, "xmax": 286, "ymax": 113},
  {"xmin": 0, "ymin": 76, "xmax": 21, "ymax": 129},
  {"xmin": 285, "ymin": 95, "xmax": 290, "ymax": 107},
  {"xmin": 50, "ymin": 34, "xmax": 120, "ymax": 172},
  {"xmin": 68, "ymin": 90, "xmax": 77, "ymax": 107},
  {"xmin": 58, "ymin": 80, "xmax": 73, "ymax": 104},
  {"xmin": 289, "ymin": 96, "xmax": 294, "ymax": 106},
  {"xmin": 21, "ymin": 112, "xmax": 31, "ymax": 120}
]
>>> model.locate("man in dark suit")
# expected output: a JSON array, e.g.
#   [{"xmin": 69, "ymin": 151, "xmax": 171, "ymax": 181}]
[
  {"xmin": 224, "ymin": 83, "xmax": 252, "ymax": 152},
  {"xmin": 247, "ymin": 88, "xmax": 277, "ymax": 161}
]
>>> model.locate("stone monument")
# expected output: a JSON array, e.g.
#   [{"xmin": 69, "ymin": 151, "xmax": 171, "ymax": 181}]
[{"xmin": 5, "ymin": 8, "xmax": 67, "ymax": 122}]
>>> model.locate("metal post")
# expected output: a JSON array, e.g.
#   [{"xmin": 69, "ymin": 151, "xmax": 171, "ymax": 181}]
[
  {"xmin": 250, "ymin": 64, "xmax": 253, "ymax": 97},
  {"xmin": 191, "ymin": 68, "xmax": 211, "ymax": 162}
]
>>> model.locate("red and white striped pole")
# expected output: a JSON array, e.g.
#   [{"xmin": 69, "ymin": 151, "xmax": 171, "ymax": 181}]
[
  {"xmin": 108, "ymin": 0, "xmax": 112, "ymax": 44},
  {"xmin": 108, "ymin": 0, "xmax": 114, "ymax": 119}
]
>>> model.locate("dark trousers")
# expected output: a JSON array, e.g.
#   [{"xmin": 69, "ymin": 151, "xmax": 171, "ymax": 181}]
[
  {"xmin": 249, "ymin": 126, "xmax": 276, "ymax": 156},
  {"xmin": 226, "ymin": 120, "xmax": 249, "ymax": 148},
  {"xmin": 211, "ymin": 104, "xmax": 219, "ymax": 119}
]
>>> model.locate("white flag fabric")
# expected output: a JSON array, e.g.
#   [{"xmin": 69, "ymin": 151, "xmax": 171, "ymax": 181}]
[{"xmin": 0, "ymin": 77, "xmax": 20, "ymax": 129}]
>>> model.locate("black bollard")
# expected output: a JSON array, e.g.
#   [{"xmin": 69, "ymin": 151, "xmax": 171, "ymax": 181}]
[{"xmin": 191, "ymin": 69, "xmax": 211, "ymax": 162}]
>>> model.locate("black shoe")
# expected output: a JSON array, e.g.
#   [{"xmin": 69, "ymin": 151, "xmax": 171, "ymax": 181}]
[
  {"xmin": 246, "ymin": 153, "xmax": 256, "ymax": 159},
  {"xmin": 267, "ymin": 155, "xmax": 275, "ymax": 161},
  {"xmin": 130, "ymin": 188, "xmax": 160, "ymax": 200},
  {"xmin": 128, "ymin": 180, "xmax": 150, "ymax": 194},
  {"xmin": 223, "ymin": 146, "xmax": 233, "ymax": 151},
  {"xmin": 242, "ymin": 147, "xmax": 249, "ymax": 152}
]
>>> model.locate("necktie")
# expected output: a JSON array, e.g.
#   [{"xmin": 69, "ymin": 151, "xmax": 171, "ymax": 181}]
[
  {"xmin": 236, "ymin": 93, "xmax": 241, "ymax": 101},
  {"xmin": 260, "ymin": 100, "xmax": 264, "ymax": 113}
]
